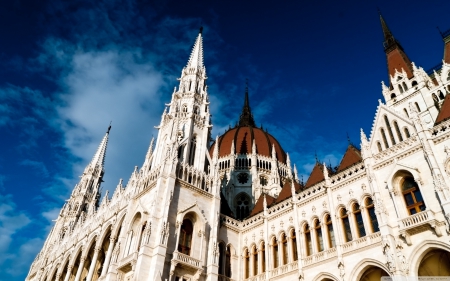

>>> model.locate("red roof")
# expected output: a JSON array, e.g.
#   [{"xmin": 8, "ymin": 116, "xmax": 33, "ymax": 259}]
[
  {"xmin": 275, "ymin": 180, "xmax": 303, "ymax": 203},
  {"xmin": 435, "ymin": 94, "xmax": 450, "ymax": 125},
  {"xmin": 336, "ymin": 145, "xmax": 362, "ymax": 172},
  {"xmin": 305, "ymin": 162, "xmax": 326, "ymax": 188},
  {"xmin": 386, "ymin": 48, "xmax": 414, "ymax": 82},
  {"xmin": 249, "ymin": 193, "xmax": 275, "ymax": 217},
  {"xmin": 209, "ymin": 126, "xmax": 286, "ymax": 163},
  {"xmin": 444, "ymin": 40, "xmax": 450, "ymax": 64}
]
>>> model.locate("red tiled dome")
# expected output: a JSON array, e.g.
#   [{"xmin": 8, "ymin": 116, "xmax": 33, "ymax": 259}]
[{"xmin": 209, "ymin": 126, "xmax": 287, "ymax": 163}]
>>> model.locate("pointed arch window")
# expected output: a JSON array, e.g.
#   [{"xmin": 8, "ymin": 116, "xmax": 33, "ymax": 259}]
[
  {"xmin": 341, "ymin": 209, "xmax": 352, "ymax": 242},
  {"xmin": 281, "ymin": 233, "xmax": 288, "ymax": 265},
  {"xmin": 304, "ymin": 224, "xmax": 312, "ymax": 256},
  {"xmin": 439, "ymin": 90, "xmax": 445, "ymax": 100},
  {"xmin": 403, "ymin": 108, "xmax": 409, "ymax": 117},
  {"xmin": 188, "ymin": 137, "xmax": 196, "ymax": 165},
  {"xmin": 251, "ymin": 246, "xmax": 258, "ymax": 276},
  {"xmin": 235, "ymin": 194, "xmax": 250, "ymax": 220},
  {"xmin": 402, "ymin": 82, "xmax": 408, "ymax": 91},
  {"xmin": 244, "ymin": 248, "xmax": 250, "ymax": 279},
  {"xmin": 290, "ymin": 229, "xmax": 298, "ymax": 261},
  {"xmin": 415, "ymin": 102, "xmax": 421, "ymax": 112},
  {"xmin": 178, "ymin": 219, "xmax": 193, "ymax": 255},
  {"xmin": 272, "ymin": 237, "xmax": 279, "ymax": 268},
  {"xmin": 402, "ymin": 177, "xmax": 426, "ymax": 215},
  {"xmin": 377, "ymin": 141, "xmax": 382, "ymax": 152},
  {"xmin": 365, "ymin": 197, "xmax": 379, "ymax": 233},
  {"xmin": 353, "ymin": 203, "xmax": 366, "ymax": 238},
  {"xmin": 182, "ymin": 104, "xmax": 188, "ymax": 113},
  {"xmin": 384, "ymin": 116, "xmax": 396, "ymax": 145},
  {"xmin": 398, "ymin": 84, "xmax": 404, "ymax": 94},
  {"xmin": 447, "ymin": 72, "xmax": 450, "ymax": 81},
  {"xmin": 325, "ymin": 214, "xmax": 335, "ymax": 248},
  {"xmin": 404, "ymin": 127, "xmax": 411, "ymax": 138},
  {"xmin": 393, "ymin": 121, "xmax": 403, "ymax": 142},
  {"xmin": 313, "ymin": 220, "xmax": 324, "ymax": 252},
  {"xmin": 218, "ymin": 243, "xmax": 225, "ymax": 275},
  {"xmin": 225, "ymin": 245, "xmax": 231, "ymax": 277},
  {"xmin": 380, "ymin": 128, "xmax": 389, "ymax": 149},
  {"xmin": 260, "ymin": 243, "xmax": 266, "ymax": 273}
]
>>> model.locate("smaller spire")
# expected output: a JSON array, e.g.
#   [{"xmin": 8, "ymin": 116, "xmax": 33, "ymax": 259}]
[
  {"xmin": 271, "ymin": 143, "xmax": 276, "ymax": 159},
  {"xmin": 238, "ymin": 81, "xmax": 256, "ymax": 127},
  {"xmin": 231, "ymin": 140, "xmax": 235, "ymax": 155},
  {"xmin": 213, "ymin": 136, "xmax": 219, "ymax": 160},
  {"xmin": 294, "ymin": 164, "xmax": 299, "ymax": 182},
  {"xmin": 86, "ymin": 125, "xmax": 110, "ymax": 171}
]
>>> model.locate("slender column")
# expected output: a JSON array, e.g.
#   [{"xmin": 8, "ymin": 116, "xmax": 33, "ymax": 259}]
[
  {"xmin": 100, "ymin": 237, "xmax": 116, "ymax": 277},
  {"xmin": 360, "ymin": 206, "xmax": 371, "ymax": 235},
  {"xmin": 86, "ymin": 247, "xmax": 101, "ymax": 281},
  {"xmin": 55, "ymin": 272, "xmax": 62, "ymax": 281},
  {"xmin": 321, "ymin": 222, "xmax": 330, "ymax": 250},
  {"xmin": 73, "ymin": 256, "xmax": 86, "ymax": 281},
  {"xmin": 63, "ymin": 264, "xmax": 73, "ymax": 281}
]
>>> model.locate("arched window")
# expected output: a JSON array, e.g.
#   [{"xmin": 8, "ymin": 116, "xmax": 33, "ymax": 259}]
[
  {"xmin": 402, "ymin": 177, "xmax": 426, "ymax": 215},
  {"xmin": 281, "ymin": 233, "xmax": 288, "ymax": 265},
  {"xmin": 391, "ymin": 93, "xmax": 396, "ymax": 99},
  {"xmin": 235, "ymin": 194, "xmax": 250, "ymax": 220},
  {"xmin": 439, "ymin": 90, "xmax": 445, "ymax": 100},
  {"xmin": 188, "ymin": 137, "xmax": 196, "ymax": 165},
  {"xmin": 432, "ymin": 93, "xmax": 439, "ymax": 103},
  {"xmin": 304, "ymin": 224, "xmax": 312, "ymax": 256},
  {"xmin": 313, "ymin": 220, "xmax": 324, "ymax": 252},
  {"xmin": 398, "ymin": 85, "xmax": 404, "ymax": 94},
  {"xmin": 260, "ymin": 243, "xmax": 266, "ymax": 273},
  {"xmin": 178, "ymin": 219, "xmax": 193, "ymax": 255},
  {"xmin": 402, "ymin": 82, "xmax": 408, "ymax": 90},
  {"xmin": 365, "ymin": 197, "xmax": 379, "ymax": 233},
  {"xmin": 384, "ymin": 116, "xmax": 396, "ymax": 145},
  {"xmin": 218, "ymin": 243, "xmax": 225, "ymax": 275},
  {"xmin": 260, "ymin": 176, "xmax": 268, "ymax": 186},
  {"xmin": 377, "ymin": 141, "xmax": 382, "ymax": 152},
  {"xmin": 380, "ymin": 128, "xmax": 389, "ymax": 149},
  {"xmin": 353, "ymin": 203, "xmax": 366, "ymax": 238},
  {"xmin": 272, "ymin": 238, "xmax": 279, "ymax": 268},
  {"xmin": 178, "ymin": 145, "xmax": 185, "ymax": 162},
  {"xmin": 225, "ymin": 245, "xmax": 231, "ymax": 277},
  {"xmin": 403, "ymin": 108, "xmax": 409, "ymax": 117},
  {"xmin": 244, "ymin": 249, "xmax": 250, "ymax": 279},
  {"xmin": 290, "ymin": 229, "xmax": 298, "ymax": 261},
  {"xmin": 252, "ymin": 246, "xmax": 258, "ymax": 276},
  {"xmin": 393, "ymin": 121, "xmax": 403, "ymax": 142},
  {"xmin": 447, "ymin": 72, "xmax": 450, "ymax": 81},
  {"xmin": 412, "ymin": 80, "xmax": 418, "ymax": 86},
  {"xmin": 341, "ymin": 209, "xmax": 352, "ymax": 242},
  {"xmin": 404, "ymin": 127, "xmax": 411, "ymax": 138},
  {"xmin": 415, "ymin": 102, "xmax": 421, "ymax": 112},
  {"xmin": 325, "ymin": 215, "xmax": 335, "ymax": 248},
  {"xmin": 182, "ymin": 104, "xmax": 188, "ymax": 113}
]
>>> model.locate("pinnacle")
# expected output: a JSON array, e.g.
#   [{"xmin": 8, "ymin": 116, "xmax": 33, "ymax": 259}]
[
  {"xmin": 238, "ymin": 85, "xmax": 256, "ymax": 127},
  {"xmin": 186, "ymin": 31, "xmax": 204, "ymax": 70},
  {"xmin": 87, "ymin": 127, "xmax": 110, "ymax": 172}
]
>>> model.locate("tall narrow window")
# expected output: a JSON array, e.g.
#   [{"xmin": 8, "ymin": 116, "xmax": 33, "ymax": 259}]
[
  {"xmin": 235, "ymin": 194, "xmax": 250, "ymax": 220},
  {"xmin": 178, "ymin": 145, "xmax": 185, "ymax": 162},
  {"xmin": 393, "ymin": 121, "xmax": 403, "ymax": 142},
  {"xmin": 439, "ymin": 91, "xmax": 445, "ymax": 100},
  {"xmin": 402, "ymin": 82, "xmax": 408, "ymax": 90},
  {"xmin": 404, "ymin": 128, "xmax": 411, "ymax": 138},
  {"xmin": 353, "ymin": 203, "xmax": 366, "ymax": 238},
  {"xmin": 398, "ymin": 84, "xmax": 404, "ymax": 94},
  {"xmin": 188, "ymin": 137, "xmax": 196, "ymax": 165},
  {"xmin": 304, "ymin": 224, "xmax": 312, "ymax": 256},
  {"xmin": 403, "ymin": 108, "xmax": 409, "ymax": 117},
  {"xmin": 291, "ymin": 229, "xmax": 298, "ymax": 261},
  {"xmin": 314, "ymin": 220, "xmax": 324, "ymax": 252},
  {"xmin": 415, "ymin": 102, "xmax": 421, "ymax": 112},
  {"xmin": 381, "ymin": 128, "xmax": 389, "ymax": 149},
  {"xmin": 272, "ymin": 238, "xmax": 279, "ymax": 268},
  {"xmin": 260, "ymin": 243, "xmax": 265, "ymax": 273},
  {"xmin": 366, "ymin": 198, "xmax": 379, "ymax": 233},
  {"xmin": 384, "ymin": 116, "xmax": 396, "ymax": 145},
  {"xmin": 178, "ymin": 219, "xmax": 193, "ymax": 255},
  {"xmin": 377, "ymin": 142, "xmax": 382, "ymax": 152},
  {"xmin": 225, "ymin": 245, "xmax": 231, "ymax": 277},
  {"xmin": 244, "ymin": 249, "xmax": 250, "ymax": 279},
  {"xmin": 281, "ymin": 233, "xmax": 288, "ymax": 265},
  {"xmin": 325, "ymin": 215, "xmax": 335, "ymax": 248},
  {"xmin": 252, "ymin": 246, "xmax": 258, "ymax": 276},
  {"xmin": 341, "ymin": 209, "xmax": 352, "ymax": 242},
  {"xmin": 402, "ymin": 177, "xmax": 426, "ymax": 215},
  {"xmin": 218, "ymin": 243, "xmax": 224, "ymax": 275}
]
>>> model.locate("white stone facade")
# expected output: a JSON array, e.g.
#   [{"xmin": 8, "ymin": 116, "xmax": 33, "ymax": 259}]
[{"xmin": 26, "ymin": 26, "xmax": 450, "ymax": 281}]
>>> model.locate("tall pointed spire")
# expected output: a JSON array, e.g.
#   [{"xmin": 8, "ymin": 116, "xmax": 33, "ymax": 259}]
[
  {"xmin": 85, "ymin": 125, "xmax": 110, "ymax": 173},
  {"xmin": 238, "ymin": 80, "xmax": 256, "ymax": 127},
  {"xmin": 186, "ymin": 27, "xmax": 204, "ymax": 71},
  {"xmin": 379, "ymin": 11, "xmax": 414, "ymax": 83}
]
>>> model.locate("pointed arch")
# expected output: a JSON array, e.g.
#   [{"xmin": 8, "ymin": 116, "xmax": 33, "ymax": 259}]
[{"xmin": 350, "ymin": 259, "xmax": 391, "ymax": 281}]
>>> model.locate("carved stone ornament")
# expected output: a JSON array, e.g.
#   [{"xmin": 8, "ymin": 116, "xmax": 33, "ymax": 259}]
[
  {"xmin": 322, "ymin": 201, "xmax": 327, "ymax": 209},
  {"xmin": 312, "ymin": 206, "xmax": 316, "ymax": 214},
  {"xmin": 302, "ymin": 210, "xmax": 306, "ymax": 218},
  {"xmin": 337, "ymin": 194, "xmax": 342, "ymax": 202}
]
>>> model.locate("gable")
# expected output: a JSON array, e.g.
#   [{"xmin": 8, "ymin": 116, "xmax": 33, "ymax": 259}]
[
  {"xmin": 435, "ymin": 94, "xmax": 450, "ymax": 125},
  {"xmin": 336, "ymin": 145, "xmax": 362, "ymax": 172},
  {"xmin": 305, "ymin": 163, "xmax": 325, "ymax": 188}
]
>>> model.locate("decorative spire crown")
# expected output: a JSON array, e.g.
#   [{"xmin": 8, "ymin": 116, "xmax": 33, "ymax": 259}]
[
  {"xmin": 238, "ymin": 81, "xmax": 256, "ymax": 127},
  {"xmin": 86, "ymin": 125, "xmax": 110, "ymax": 171},
  {"xmin": 186, "ymin": 28, "xmax": 204, "ymax": 70}
]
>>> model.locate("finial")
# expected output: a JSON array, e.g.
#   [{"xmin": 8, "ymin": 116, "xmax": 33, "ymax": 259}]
[
  {"xmin": 199, "ymin": 26, "xmax": 203, "ymax": 34},
  {"xmin": 315, "ymin": 151, "xmax": 319, "ymax": 163},
  {"xmin": 107, "ymin": 121, "xmax": 112, "ymax": 134},
  {"xmin": 347, "ymin": 132, "xmax": 352, "ymax": 145}
]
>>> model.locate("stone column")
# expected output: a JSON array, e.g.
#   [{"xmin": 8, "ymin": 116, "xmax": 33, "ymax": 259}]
[
  {"xmin": 86, "ymin": 247, "xmax": 101, "ymax": 281},
  {"xmin": 100, "ymin": 237, "xmax": 116, "ymax": 277},
  {"xmin": 73, "ymin": 256, "xmax": 86, "ymax": 281},
  {"xmin": 63, "ymin": 264, "xmax": 73, "ymax": 281}
]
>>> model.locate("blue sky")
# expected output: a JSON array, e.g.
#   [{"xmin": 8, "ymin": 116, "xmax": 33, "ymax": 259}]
[{"xmin": 0, "ymin": 0, "xmax": 449, "ymax": 279}]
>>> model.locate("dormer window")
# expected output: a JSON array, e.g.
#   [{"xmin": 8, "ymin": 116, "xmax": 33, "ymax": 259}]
[{"xmin": 397, "ymin": 76, "xmax": 402, "ymax": 81}]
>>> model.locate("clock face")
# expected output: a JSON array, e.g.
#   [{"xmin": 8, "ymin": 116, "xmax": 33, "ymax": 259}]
[{"xmin": 237, "ymin": 173, "xmax": 249, "ymax": 184}]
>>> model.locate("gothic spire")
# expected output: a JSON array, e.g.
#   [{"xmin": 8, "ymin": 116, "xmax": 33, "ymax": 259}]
[
  {"xmin": 238, "ymin": 82, "xmax": 256, "ymax": 127},
  {"xmin": 379, "ymin": 11, "xmax": 414, "ymax": 82},
  {"xmin": 85, "ymin": 125, "xmax": 110, "ymax": 173},
  {"xmin": 186, "ymin": 27, "xmax": 204, "ymax": 71}
]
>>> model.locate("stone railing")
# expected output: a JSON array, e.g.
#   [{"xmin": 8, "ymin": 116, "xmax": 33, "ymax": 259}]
[
  {"xmin": 172, "ymin": 251, "xmax": 202, "ymax": 269},
  {"xmin": 176, "ymin": 163, "xmax": 213, "ymax": 193},
  {"xmin": 342, "ymin": 232, "xmax": 381, "ymax": 254},
  {"xmin": 303, "ymin": 247, "xmax": 337, "ymax": 266},
  {"xmin": 270, "ymin": 260, "xmax": 298, "ymax": 277},
  {"xmin": 246, "ymin": 272, "xmax": 266, "ymax": 281},
  {"xmin": 398, "ymin": 209, "xmax": 442, "ymax": 245},
  {"xmin": 399, "ymin": 209, "xmax": 434, "ymax": 229}
]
